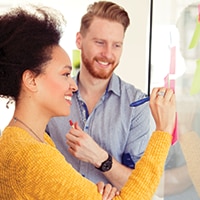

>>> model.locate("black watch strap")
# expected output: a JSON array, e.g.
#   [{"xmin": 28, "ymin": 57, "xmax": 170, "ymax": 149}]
[{"xmin": 96, "ymin": 154, "xmax": 113, "ymax": 172}]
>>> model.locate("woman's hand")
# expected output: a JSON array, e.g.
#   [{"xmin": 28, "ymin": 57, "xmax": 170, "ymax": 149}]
[
  {"xmin": 96, "ymin": 181, "xmax": 119, "ymax": 200},
  {"xmin": 150, "ymin": 87, "xmax": 176, "ymax": 135}
]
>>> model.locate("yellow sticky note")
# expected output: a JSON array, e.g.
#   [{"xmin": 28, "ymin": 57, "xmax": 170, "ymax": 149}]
[
  {"xmin": 189, "ymin": 17, "xmax": 200, "ymax": 49},
  {"xmin": 190, "ymin": 59, "xmax": 200, "ymax": 95}
]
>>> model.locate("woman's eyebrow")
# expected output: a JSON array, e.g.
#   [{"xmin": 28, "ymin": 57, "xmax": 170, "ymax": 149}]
[{"xmin": 64, "ymin": 65, "xmax": 72, "ymax": 71}]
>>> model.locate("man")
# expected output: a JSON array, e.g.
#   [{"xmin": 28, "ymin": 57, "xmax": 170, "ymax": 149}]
[{"xmin": 46, "ymin": 1, "xmax": 150, "ymax": 190}]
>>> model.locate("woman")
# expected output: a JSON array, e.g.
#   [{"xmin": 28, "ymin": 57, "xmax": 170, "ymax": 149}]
[{"xmin": 0, "ymin": 5, "xmax": 176, "ymax": 200}]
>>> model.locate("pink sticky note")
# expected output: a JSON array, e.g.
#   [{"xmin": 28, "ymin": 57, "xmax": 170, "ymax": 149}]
[
  {"xmin": 170, "ymin": 46, "xmax": 178, "ymax": 145},
  {"xmin": 163, "ymin": 46, "xmax": 178, "ymax": 145},
  {"xmin": 164, "ymin": 74, "xmax": 169, "ymax": 88},
  {"xmin": 171, "ymin": 112, "xmax": 178, "ymax": 145},
  {"xmin": 169, "ymin": 46, "xmax": 176, "ymax": 91}
]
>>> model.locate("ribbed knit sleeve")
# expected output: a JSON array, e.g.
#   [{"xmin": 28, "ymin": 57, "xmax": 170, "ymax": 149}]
[
  {"xmin": 0, "ymin": 127, "xmax": 171, "ymax": 200},
  {"xmin": 117, "ymin": 131, "xmax": 172, "ymax": 200}
]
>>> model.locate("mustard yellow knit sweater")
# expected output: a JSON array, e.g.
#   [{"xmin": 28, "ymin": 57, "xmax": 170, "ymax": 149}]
[{"xmin": 0, "ymin": 126, "xmax": 171, "ymax": 200}]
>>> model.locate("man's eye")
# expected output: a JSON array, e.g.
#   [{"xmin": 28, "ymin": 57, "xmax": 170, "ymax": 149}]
[
  {"xmin": 114, "ymin": 44, "xmax": 122, "ymax": 48},
  {"xmin": 96, "ymin": 40, "xmax": 104, "ymax": 45}
]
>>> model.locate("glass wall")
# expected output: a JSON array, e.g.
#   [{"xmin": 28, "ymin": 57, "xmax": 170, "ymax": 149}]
[{"xmin": 151, "ymin": 0, "xmax": 200, "ymax": 199}]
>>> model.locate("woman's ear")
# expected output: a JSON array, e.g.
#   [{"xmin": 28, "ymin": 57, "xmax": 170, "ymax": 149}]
[{"xmin": 22, "ymin": 70, "xmax": 38, "ymax": 92}]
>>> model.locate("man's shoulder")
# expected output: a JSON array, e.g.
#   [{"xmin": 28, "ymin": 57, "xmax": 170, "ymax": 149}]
[
  {"xmin": 111, "ymin": 73, "xmax": 144, "ymax": 94},
  {"xmin": 118, "ymin": 76, "xmax": 145, "ymax": 97}
]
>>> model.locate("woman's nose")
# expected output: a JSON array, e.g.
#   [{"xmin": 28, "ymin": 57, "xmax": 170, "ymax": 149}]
[{"xmin": 70, "ymin": 78, "xmax": 78, "ymax": 92}]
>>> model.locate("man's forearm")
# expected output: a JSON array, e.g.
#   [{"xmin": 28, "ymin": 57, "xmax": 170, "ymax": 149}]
[{"xmin": 103, "ymin": 157, "xmax": 132, "ymax": 190}]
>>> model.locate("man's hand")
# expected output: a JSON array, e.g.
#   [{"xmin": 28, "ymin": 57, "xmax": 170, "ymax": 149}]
[{"xmin": 66, "ymin": 122, "xmax": 108, "ymax": 167}]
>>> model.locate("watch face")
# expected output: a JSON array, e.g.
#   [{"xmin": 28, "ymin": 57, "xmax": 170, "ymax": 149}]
[
  {"xmin": 101, "ymin": 160, "xmax": 112, "ymax": 172},
  {"xmin": 96, "ymin": 154, "xmax": 113, "ymax": 172}
]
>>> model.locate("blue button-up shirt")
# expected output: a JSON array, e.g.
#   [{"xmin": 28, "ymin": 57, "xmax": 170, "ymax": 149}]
[{"xmin": 47, "ymin": 73, "xmax": 151, "ymax": 184}]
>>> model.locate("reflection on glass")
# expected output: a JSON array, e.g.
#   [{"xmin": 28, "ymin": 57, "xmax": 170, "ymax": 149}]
[{"xmin": 151, "ymin": 1, "xmax": 200, "ymax": 199}]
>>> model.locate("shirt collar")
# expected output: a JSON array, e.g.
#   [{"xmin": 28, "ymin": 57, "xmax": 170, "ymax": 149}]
[
  {"xmin": 106, "ymin": 73, "xmax": 120, "ymax": 96},
  {"xmin": 73, "ymin": 72, "xmax": 121, "ymax": 97}
]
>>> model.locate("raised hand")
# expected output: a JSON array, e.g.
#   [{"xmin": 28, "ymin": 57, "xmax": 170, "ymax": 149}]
[{"xmin": 149, "ymin": 87, "xmax": 176, "ymax": 135}]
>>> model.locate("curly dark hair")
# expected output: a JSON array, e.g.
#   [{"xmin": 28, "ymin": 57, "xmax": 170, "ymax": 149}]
[
  {"xmin": 0, "ymin": 5, "xmax": 66, "ymax": 101},
  {"xmin": 80, "ymin": 1, "xmax": 130, "ymax": 36}
]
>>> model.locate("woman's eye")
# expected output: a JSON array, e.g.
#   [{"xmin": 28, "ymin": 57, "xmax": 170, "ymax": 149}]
[{"xmin": 63, "ymin": 73, "xmax": 70, "ymax": 77}]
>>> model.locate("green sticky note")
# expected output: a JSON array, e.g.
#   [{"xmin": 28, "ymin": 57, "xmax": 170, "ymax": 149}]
[
  {"xmin": 190, "ymin": 59, "xmax": 200, "ymax": 95},
  {"xmin": 72, "ymin": 49, "xmax": 80, "ymax": 69},
  {"xmin": 189, "ymin": 17, "xmax": 200, "ymax": 49}
]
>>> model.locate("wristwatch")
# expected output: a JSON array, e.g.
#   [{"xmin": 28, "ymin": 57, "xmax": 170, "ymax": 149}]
[{"xmin": 96, "ymin": 154, "xmax": 113, "ymax": 172}]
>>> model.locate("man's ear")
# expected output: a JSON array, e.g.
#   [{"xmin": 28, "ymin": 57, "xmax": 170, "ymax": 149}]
[
  {"xmin": 22, "ymin": 70, "xmax": 38, "ymax": 92},
  {"xmin": 76, "ymin": 32, "xmax": 82, "ymax": 49}
]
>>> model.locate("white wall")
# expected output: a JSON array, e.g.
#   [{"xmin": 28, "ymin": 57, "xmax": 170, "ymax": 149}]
[
  {"xmin": 0, "ymin": 0, "xmax": 150, "ymax": 90},
  {"xmin": 0, "ymin": 0, "xmax": 150, "ymax": 131},
  {"xmin": 109, "ymin": 0, "xmax": 150, "ymax": 92}
]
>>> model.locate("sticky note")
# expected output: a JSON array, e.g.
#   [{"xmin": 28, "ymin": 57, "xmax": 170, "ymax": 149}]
[
  {"xmin": 190, "ymin": 59, "xmax": 200, "ymax": 95},
  {"xmin": 189, "ymin": 17, "xmax": 200, "ymax": 49},
  {"xmin": 163, "ymin": 45, "xmax": 178, "ymax": 145},
  {"xmin": 171, "ymin": 113, "xmax": 178, "ymax": 145},
  {"xmin": 72, "ymin": 49, "xmax": 81, "ymax": 69}
]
